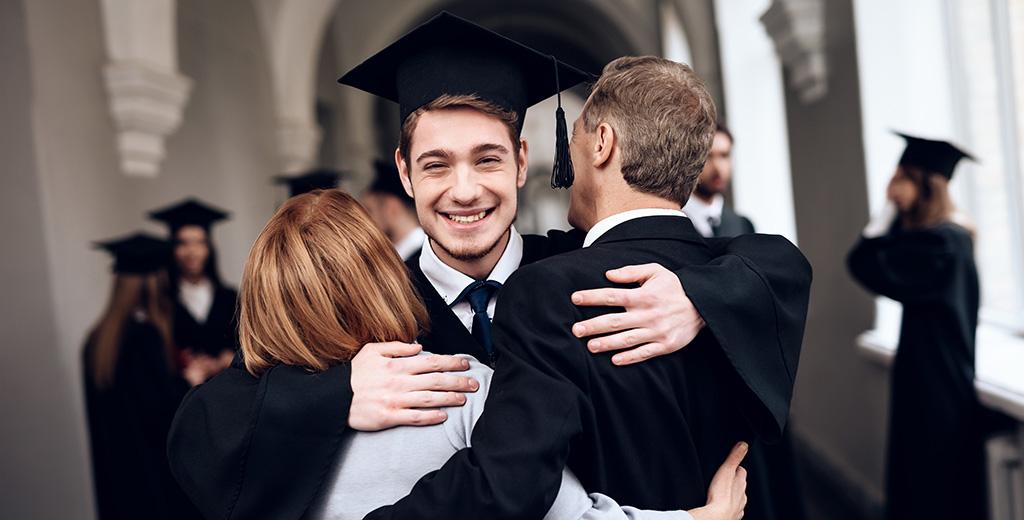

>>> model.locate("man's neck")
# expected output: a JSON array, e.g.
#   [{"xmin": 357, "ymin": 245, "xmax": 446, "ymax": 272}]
[{"xmin": 431, "ymin": 228, "xmax": 510, "ymax": 280}]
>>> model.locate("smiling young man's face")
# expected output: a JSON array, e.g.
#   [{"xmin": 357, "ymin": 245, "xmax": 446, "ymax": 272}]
[{"xmin": 397, "ymin": 107, "xmax": 528, "ymax": 268}]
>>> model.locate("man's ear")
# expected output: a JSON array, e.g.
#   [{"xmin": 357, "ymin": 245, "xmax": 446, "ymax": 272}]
[
  {"xmin": 516, "ymin": 139, "xmax": 529, "ymax": 188},
  {"xmin": 594, "ymin": 122, "xmax": 616, "ymax": 169},
  {"xmin": 395, "ymin": 148, "xmax": 415, "ymax": 199}
]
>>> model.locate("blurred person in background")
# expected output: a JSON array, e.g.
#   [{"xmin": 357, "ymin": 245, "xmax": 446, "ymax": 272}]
[
  {"xmin": 239, "ymin": 189, "xmax": 750, "ymax": 520},
  {"xmin": 847, "ymin": 132, "xmax": 984, "ymax": 520},
  {"xmin": 149, "ymin": 198, "xmax": 237, "ymax": 381},
  {"xmin": 83, "ymin": 233, "xmax": 204, "ymax": 520},
  {"xmin": 361, "ymin": 158, "xmax": 424, "ymax": 261},
  {"xmin": 274, "ymin": 168, "xmax": 343, "ymax": 198},
  {"xmin": 683, "ymin": 124, "xmax": 754, "ymax": 238}
]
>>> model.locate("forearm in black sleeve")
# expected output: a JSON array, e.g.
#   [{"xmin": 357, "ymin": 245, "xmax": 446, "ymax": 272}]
[
  {"xmin": 169, "ymin": 359, "xmax": 354, "ymax": 520},
  {"xmin": 674, "ymin": 234, "xmax": 812, "ymax": 441}
]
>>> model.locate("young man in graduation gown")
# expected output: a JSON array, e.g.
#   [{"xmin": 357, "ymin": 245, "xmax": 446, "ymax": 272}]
[
  {"xmin": 149, "ymin": 198, "xmax": 238, "ymax": 379},
  {"xmin": 683, "ymin": 124, "xmax": 755, "ymax": 238},
  {"xmin": 361, "ymin": 159, "xmax": 426, "ymax": 261},
  {"xmin": 848, "ymin": 133, "xmax": 986, "ymax": 520},
  {"xmin": 274, "ymin": 168, "xmax": 343, "ymax": 198},
  {"xmin": 168, "ymin": 12, "xmax": 811, "ymax": 520}
]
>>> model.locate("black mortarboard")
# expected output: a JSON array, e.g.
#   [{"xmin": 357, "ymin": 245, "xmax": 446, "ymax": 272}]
[
  {"xmin": 366, "ymin": 159, "xmax": 412, "ymax": 202},
  {"xmin": 338, "ymin": 11, "xmax": 593, "ymax": 188},
  {"xmin": 274, "ymin": 169, "xmax": 342, "ymax": 197},
  {"xmin": 94, "ymin": 232, "xmax": 171, "ymax": 274},
  {"xmin": 895, "ymin": 131, "xmax": 975, "ymax": 180},
  {"xmin": 148, "ymin": 198, "xmax": 230, "ymax": 234}
]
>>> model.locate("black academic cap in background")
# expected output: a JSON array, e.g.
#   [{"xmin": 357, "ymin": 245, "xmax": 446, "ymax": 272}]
[
  {"xmin": 895, "ymin": 131, "xmax": 975, "ymax": 180},
  {"xmin": 148, "ymin": 198, "xmax": 230, "ymax": 234},
  {"xmin": 274, "ymin": 169, "xmax": 343, "ymax": 197},
  {"xmin": 94, "ymin": 232, "xmax": 171, "ymax": 274},
  {"xmin": 338, "ymin": 11, "xmax": 592, "ymax": 188},
  {"xmin": 366, "ymin": 159, "xmax": 411, "ymax": 202}
]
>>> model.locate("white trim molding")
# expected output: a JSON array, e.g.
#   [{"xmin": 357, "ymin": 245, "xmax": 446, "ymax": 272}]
[
  {"xmin": 100, "ymin": 0, "xmax": 192, "ymax": 177},
  {"xmin": 760, "ymin": 0, "xmax": 828, "ymax": 104}
]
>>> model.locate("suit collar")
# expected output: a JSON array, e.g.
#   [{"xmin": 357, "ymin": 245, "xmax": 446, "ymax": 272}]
[{"xmin": 590, "ymin": 214, "xmax": 707, "ymax": 248}]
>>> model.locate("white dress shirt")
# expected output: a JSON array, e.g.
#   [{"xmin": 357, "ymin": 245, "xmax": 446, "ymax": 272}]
[
  {"xmin": 395, "ymin": 227, "xmax": 426, "ymax": 261},
  {"xmin": 682, "ymin": 194, "xmax": 724, "ymax": 238},
  {"xmin": 583, "ymin": 208, "xmax": 689, "ymax": 248},
  {"xmin": 419, "ymin": 226, "xmax": 524, "ymax": 331},
  {"xmin": 179, "ymin": 278, "xmax": 214, "ymax": 323}
]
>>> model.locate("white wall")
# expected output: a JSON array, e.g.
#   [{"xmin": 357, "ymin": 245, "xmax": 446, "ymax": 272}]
[{"xmin": 8, "ymin": 1, "xmax": 281, "ymax": 516}]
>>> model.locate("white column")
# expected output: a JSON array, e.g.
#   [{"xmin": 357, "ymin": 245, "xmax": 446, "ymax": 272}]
[
  {"xmin": 252, "ymin": 0, "xmax": 339, "ymax": 174},
  {"xmin": 100, "ymin": 0, "xmax": 192, "ymax": 177}
]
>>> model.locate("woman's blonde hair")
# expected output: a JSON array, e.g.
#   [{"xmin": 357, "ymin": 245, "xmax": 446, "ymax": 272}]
[
  {"xmin": 87, "ymin": 271, "xmax": 175, "ymax": 388},
  {"xmin": 239, "ymin": 189, "xmax": 428, "ymax": 376}
]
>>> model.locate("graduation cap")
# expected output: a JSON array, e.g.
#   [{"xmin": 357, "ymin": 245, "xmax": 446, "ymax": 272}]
[
  {"xmin": 366, "ymin": 159, "xmax": 412, "ymax": 202},
  {"xmin": 338, "ymin": 11, "xmax": 593, "ymax": 188},
  {"xmin": 895, "ymin": 131, "xmax": 976, "ymax": 180},
  {"xmin": 94, "ymin": 232, "xmax": 171, "ymax": 274},
  {"xmin": 274, "ymin": 169, "xmax": 343, "ymax": 197},
  {"xmin": 148, "ymin": 198, "xmax": 230, "ymax": 234}
]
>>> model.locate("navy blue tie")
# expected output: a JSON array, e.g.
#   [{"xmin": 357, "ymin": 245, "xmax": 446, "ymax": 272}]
[{"xmin": 453, "ymin": 280, "xmax": 502, "ymax": 355}]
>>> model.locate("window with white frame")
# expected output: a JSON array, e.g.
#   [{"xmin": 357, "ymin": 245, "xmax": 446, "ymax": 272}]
[
  {"xmin": 948, "ymin": 0, "xmax": 1024, "ymax": 333},
  {"xmin": 855, "ymin": 0, "xmax": 1024, "ymax": 345}
]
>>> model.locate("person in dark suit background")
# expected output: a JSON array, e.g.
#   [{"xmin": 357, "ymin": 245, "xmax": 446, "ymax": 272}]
[
  {"xmin": 361, "ymin": 159, "xmax": 425, "ymax": 261},
  {"xmin": 684, "ymin": 124, "xmax": 755, "ymax": 238}
]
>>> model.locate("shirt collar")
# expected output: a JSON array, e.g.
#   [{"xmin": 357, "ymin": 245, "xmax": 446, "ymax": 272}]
[
  {"xmin": 583, "ymin": 208, "xmax": 688, "ymax": 248},
  {"xmin": 419, "ymin": 225, "xmax": 524, "ymax": 305},
  {"xmin": 682, "ymin": 194, "xmax": 725, "ymax": 222},
  {"xmin": 395, "ymin": 227, "xmax": 426, "ymax": 261}
]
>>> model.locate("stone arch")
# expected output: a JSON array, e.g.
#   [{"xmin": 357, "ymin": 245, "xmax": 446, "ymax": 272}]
[{"xmin": 251, "ymin": 0, "xmax": 340, "ymax": 173}]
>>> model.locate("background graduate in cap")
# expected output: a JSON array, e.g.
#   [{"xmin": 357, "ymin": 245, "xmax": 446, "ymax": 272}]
[
  {"xmin": 847, "ymin": 132, "xmax": 987, "ymax": 520},
  {"xmin": 361, "ymin": 159, "xmax": 425, "ymax": 261},
  {"xmin": 83, "ymin": 233, "xmax": 203, "ymax": 520},
  {"xmin": 148, "ymin": 198, "xmax": 237, "ymax": 381},
  {"xmin": 274, "ymin": 168, "xmax": 343, "ymax": 198}
]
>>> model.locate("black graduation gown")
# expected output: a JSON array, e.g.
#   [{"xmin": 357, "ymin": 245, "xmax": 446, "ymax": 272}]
[
  {"xmin": 847, "ymin": 222, "xmax": 985, "ymax": 520},
  {"xmin": 172, "ymin": 284, "xmax": 239, "ymax": 356},
  {"xmin": 83, "ymin": 320, "xmax": 201, "ymax": 520},
  {"xmin": 709, "ymin": 208, "xmax": 805, "ymax": 520},
  {"xmin": 168, "ymin": 227, "xmax": 812, "ymax": 520},
  {"xmin": 713, "ymin": 205, "xmax": 756, "ymax": 237},
  {"xmin": 368, "ymin": 216, "xmax": 810, "ymax": 518}
]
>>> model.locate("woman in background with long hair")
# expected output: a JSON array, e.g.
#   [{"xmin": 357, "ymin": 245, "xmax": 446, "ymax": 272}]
[
  {"xmin": 230, "ymin": 189, "xmax": 748, "ymax": 520},
  {"xmin": 83, "ymin": 233, "xmax": 202, "ymax": 520},
  {"xmin": 847, "ymin": 133, "xmax": 985, "ymax": 520}
]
